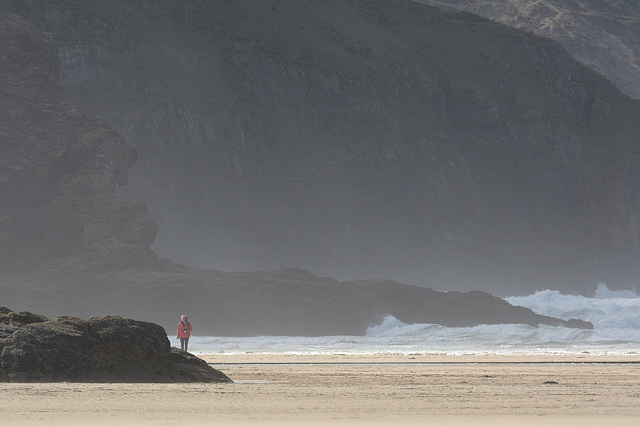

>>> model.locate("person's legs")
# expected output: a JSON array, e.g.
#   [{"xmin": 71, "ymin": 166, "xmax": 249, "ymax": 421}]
[
  {"xmin": 180, "ymin": 338, "xmax": 186, "ymax": 351},
  {"xmin": 184, "ymin": 337, "xmax": 189, "ymax": 352}
]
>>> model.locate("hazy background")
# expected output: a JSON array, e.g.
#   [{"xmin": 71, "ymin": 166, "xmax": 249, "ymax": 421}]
[{"xmin": 2, "ymin": 0, "xmax": 640, "ymax": 298}]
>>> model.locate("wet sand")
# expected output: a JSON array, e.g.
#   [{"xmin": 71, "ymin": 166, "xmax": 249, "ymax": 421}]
[{"xmin": 2, "ymin": 354, "xmax": 640, "ymax": 426}]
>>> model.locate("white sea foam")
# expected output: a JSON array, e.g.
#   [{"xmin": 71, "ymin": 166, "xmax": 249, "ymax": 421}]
[{"xmin": 186, "ymin": 283, "xmax": 640, "ymax": 356}]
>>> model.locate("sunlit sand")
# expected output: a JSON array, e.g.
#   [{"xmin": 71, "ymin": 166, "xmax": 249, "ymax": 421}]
[{"xmin": 2, "ymin": 354, "xmax": 639, "ymax": 426}]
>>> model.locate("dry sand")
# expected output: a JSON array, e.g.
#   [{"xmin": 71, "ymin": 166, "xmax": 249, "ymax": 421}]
[{"xmin": 2, "ymin": 354, "xmax": 640, "ymax": 426}]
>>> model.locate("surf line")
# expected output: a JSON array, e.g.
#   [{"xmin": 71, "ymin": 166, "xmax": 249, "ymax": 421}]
[{"xmin": 209, "ymin": 360, "xmax": 640, "ymax": 366}]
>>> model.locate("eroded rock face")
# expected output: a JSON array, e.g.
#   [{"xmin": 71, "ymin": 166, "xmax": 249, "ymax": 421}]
[
  {"xmin": 0, "ymin": 10, "xmax": 157, "ymax": 270},
  {"xmin": 0, "ymin": 312, "xmax": 231, "ymax": 383}
]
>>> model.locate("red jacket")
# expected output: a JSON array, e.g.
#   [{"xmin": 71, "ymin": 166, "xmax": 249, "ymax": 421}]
[{"xmin": 176, "ymin": 321, "xmax": 192, "ymax": 338}]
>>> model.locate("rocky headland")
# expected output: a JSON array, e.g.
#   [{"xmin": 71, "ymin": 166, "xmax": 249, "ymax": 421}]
[
  {"xmin": 2, "ymin": 267, "xmax": 593, "ymax": 337},
  {"xmin": 0, "ymin": 2, "xmax": 629, "ymax": 335},
  {"xmin": 0, "ymin": 307, "xmax": 231, "ymax": 383}
]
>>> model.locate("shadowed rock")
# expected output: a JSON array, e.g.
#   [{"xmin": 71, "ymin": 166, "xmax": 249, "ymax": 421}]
[
  {"xmin": 169, "ymin": 348, "xmax": 230, "ymax": 383},
  {"xmin": 0, "ymin": 312, "xmax": 231, "ymax": 383}
]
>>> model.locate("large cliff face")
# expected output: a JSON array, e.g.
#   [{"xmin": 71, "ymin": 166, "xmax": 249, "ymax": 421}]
[
  {"xmin": 417, "ymin": 0, "xmax": 640, "ymax": 100},
  {"xmin": 0, "ymin": 10, "xmax": 157, "ymax": 269},
  {"xmin": 3, "ymin": 0, "xmax": 640, "ymax": 294}
]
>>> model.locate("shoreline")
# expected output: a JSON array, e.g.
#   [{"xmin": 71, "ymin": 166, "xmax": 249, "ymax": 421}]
[
  {"xmin": 3, "ymin": 353, "xmax": 640, "ymax": 426},
  {"xmin": 201, "ymin": 352, "xmax": 640, "ymax": 364}
]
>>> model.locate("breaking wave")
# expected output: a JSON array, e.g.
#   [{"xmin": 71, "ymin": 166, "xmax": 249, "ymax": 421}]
[{"xmin": 188, "ymin": 283, "xmax": 640, "ymax": 356}]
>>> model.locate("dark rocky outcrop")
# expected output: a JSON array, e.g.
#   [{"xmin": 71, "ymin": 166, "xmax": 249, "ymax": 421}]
[
  {"xmin": 169, "ymin": 348, "xmax": 229, "ymax": 382},
  {"xmin": 0, "ymin": 311, "xmax": 231, "ymax": 383}
]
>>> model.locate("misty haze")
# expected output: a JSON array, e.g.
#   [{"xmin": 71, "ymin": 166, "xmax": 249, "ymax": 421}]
[
  {"xmin": 4, "ymin": 2, "xmax": 640, "ymax": 424},
  {"xmin": 1, "ymin": 0, "xmax": 639, "ymax": 339}
]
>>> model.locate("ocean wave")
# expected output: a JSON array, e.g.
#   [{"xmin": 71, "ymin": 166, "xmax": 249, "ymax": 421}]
[
  {"xmin": 594, "ymin": 282, "xmax": 638, "ymax": 299},
  {"xmin": 186, "ymin": 283, "xmax": 640, "ymax": 356},
  {"xmin": 505, "ymin": 283, "xmax": 640, "ymax": 328}
]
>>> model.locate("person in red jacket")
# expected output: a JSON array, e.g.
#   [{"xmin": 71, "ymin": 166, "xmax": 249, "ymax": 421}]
[{"xmin": 176, "ymin": 315, "xmax": 193, "ymax": 352}]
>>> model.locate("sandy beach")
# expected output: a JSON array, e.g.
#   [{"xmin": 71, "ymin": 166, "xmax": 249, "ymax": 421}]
[{"xmin": 2, "ymin": 354, "xmax": 640, "ymax": 426}]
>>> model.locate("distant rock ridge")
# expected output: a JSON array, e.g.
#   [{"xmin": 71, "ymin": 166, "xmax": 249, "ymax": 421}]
[
  {"xmin": 417, "ymin": 0, "xmax": 640, "ymax": 99},
  {"xmin": 0, "ymin": 267, "xmax": 593, "ymax": 338},
  {"xmin": 0, "ymin": 310, "xmax": 231, "ymax": 383}
]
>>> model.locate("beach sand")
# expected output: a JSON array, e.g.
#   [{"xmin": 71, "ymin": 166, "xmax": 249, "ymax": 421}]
[{"xmin": 2, "ymin": 354, "xmax": 639, "ymax": 426}]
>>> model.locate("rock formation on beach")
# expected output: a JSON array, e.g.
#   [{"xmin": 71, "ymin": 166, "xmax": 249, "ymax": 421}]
[{"xmin": 0, "ymin": 309, "xmax": 231, "ymax": 383}]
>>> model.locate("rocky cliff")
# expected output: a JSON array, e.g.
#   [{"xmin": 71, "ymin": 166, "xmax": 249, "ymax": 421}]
[
  {"xmin": 0, "ymin": 9, "xmax": 157, "ymax": 270},
  {"xmin": 2, "ymin": 0, "xmax": 640, "ymax": 296},
  {"xmin": 417, "ymin": 0, "xmax": 640, "ymax": 100},
  {"xmin": 0, "ymin": 8, "xmax": 596, "ymax": 336}
]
